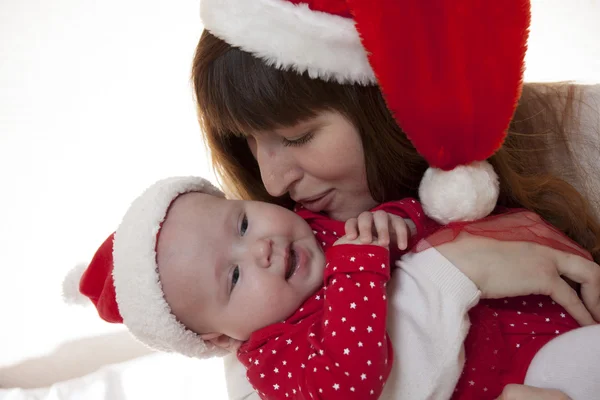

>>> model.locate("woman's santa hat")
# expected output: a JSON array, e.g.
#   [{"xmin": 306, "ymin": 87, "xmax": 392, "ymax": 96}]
[
  {"xmin": 63, "ymin": 176, "xmax": 228, "ymax": 359},
  {"xmin": 200, "ymin": 0, "xmax": 531, "ymax": 224}
]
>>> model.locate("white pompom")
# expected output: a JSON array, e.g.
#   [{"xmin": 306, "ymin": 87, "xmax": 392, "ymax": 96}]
[
  {"xmin": 62, "ymin": 263, "xmax": 91, "ymax": 306},
  {"xmin": 419, "ymin": 161, "xmax": 499, "ymax": 225}
]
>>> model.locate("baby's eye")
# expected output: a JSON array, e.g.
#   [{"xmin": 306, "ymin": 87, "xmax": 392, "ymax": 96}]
[
  {"xmin": 240, "ymin": 214, "xmax": 248, "ymax": 236},
  {"xmin": 231, "ymin": 266, "xmax": 240, "ymax": 291}
]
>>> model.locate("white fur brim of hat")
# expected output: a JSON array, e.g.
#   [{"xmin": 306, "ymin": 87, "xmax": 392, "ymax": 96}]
[
  {"xmin": 200, "ymin": 0, "xmax": 376, "ymax": 85},
  {"xmin": 112, "ymin": 176, "xmax": 228, "ymax": 359}
]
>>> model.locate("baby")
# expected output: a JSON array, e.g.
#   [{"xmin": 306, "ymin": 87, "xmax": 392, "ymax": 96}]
[
  {"xmin": 70, "ymin": 176, "xmax": 416, "ymax": 399},
  {"xmin": 69, "ymin": 176, "xmax": 599, "ymax": 400}
]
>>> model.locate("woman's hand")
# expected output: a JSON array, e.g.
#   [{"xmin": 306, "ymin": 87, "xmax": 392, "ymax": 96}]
[
  {"xmin": 436, "ymin": 233, "xmax": 600, "ymax": 326},
  {"xmin": 496, "ymin": 384, "xmax": 570, "ymax": 400}
]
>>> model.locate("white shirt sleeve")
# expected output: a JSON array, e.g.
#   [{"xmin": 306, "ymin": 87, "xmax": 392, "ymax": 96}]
[
  {"xmin": 223, "ymin": 247, "xmax": 480, "ymax": 400},
  {"xmin": 380, "ymin": 247, "xmax": 480, "ymax": 400}
]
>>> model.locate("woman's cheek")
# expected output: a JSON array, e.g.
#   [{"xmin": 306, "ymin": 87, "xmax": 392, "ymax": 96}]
[{"xmin": 246, "ymin": 136, "xmax": 258, "ymax": 159}]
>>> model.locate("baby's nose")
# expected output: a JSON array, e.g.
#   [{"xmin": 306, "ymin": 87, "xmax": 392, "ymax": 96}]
[{"xmin": 252, "ymin": 238, "xmax": 272, "ymax": 268}]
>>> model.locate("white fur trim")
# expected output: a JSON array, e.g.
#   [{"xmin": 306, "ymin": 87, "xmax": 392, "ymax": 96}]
[
  {"xmin": 62, "ymin": 263, "xmax": 91, "ymax": 306},
  {"xmin": 200, "ymin": 0, "xmax": 376, "ymax": 85},
  {"xmin": 419, "ymin": 161, "xmax": 500, "ymax": 225},
  {"xmin": 112, "ymin": 176, "xmax": 228, "ymax": 359}
]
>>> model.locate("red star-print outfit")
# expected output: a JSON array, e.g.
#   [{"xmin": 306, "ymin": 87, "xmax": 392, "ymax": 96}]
[
  {"xmin": 239, "ymin": 198, "xmax": 592, "ymax": 399},
  {"xmin": 238, "ymin": 245, "xmax": 392, "ymax": 399},
  {"xmin": 237, "ymin": 199, "xmax": 432, "ymax": 399}
]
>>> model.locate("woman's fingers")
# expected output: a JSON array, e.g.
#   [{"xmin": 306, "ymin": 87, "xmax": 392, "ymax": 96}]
[
  {"xmin": 548, "ymin": 275, "xmax": 596, "ymax": 326},
  {"xmin": 496, "ymin": 384, "xmax": 571, "ymax": 400},
  {"xmin": 554, "ymin": 251, "xmax": 600, "ymax": 323}
]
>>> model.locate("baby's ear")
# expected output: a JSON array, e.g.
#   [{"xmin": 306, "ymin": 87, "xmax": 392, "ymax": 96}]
[{"xmin": 201, "ymin": 333, "xmax": 242, "ymax": 353}]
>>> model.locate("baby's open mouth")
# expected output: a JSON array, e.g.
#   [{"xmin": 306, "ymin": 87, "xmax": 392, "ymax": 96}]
[{"xmin": 285, "ymin": 248, "xmax": 298, "ymax": 280}]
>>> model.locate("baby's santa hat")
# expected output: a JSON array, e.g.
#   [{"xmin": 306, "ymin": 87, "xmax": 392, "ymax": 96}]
[
  {"xmin": 63, "ymin": 176, "xmax": 228, "ymax": 359},
  {"xmin": 200, "ymin": 0, "xmax": 531, "ymax": 224}
]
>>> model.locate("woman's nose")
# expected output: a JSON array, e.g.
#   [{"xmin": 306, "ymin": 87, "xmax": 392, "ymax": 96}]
[
  {"xmin": 251, "ymin": 238, "xmax": 273, "ymax": 268},
  {"xmin": 255, "ymin": 144, "xmax": 302, "ymax": 198}
]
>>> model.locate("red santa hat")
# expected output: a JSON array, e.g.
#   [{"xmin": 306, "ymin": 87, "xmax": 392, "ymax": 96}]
[
  {"xmin": 200, "ymin": 0, "xmax": 531, "ymax": 224},
  {"xmin": 63, "ymin": 176, "xmax": 228, "ymax": 359}
]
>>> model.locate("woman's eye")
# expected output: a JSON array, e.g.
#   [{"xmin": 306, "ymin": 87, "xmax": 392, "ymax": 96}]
[
  {"xmin": 231, "ymin": 266, "xmax": 240, "ymax": 291},
  {"xmin": 282, "ymin": 132, "xmax": 314, "ymax": 147},
  {"xmin": 240, "ymin": 214, "xmax": 248, "ymax": 236}
]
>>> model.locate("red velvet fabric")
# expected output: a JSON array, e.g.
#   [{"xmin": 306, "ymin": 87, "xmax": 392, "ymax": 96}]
[
  {"xmin": 287, "ymin": 0, "xmax": 352, "ymax": 18},
  {"xmin": 79, "ymin": 233, "xmax": 123, "ymax": 323},
  {"xmin": 349, "ymin": 0, "xmax": 531, "ymax": 170}
]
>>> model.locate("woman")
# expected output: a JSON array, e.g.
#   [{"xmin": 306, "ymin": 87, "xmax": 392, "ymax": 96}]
[{"xmin": 194, "ymin": 1, "xmax": 600, "ymax": 398}]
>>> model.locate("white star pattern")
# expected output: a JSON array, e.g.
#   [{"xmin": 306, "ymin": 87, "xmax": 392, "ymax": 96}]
[
  {"xmin": 350, "ymin": 257, "xmax": 356, "ymax": 262},
  {"xmin": 240, "ymin": 244, "xmax": 394, "ymax": 399}
]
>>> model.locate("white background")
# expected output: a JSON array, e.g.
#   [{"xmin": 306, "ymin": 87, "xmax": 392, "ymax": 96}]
[{"xmin": 0, "ymin": 0, "xmax": 599, "ymax": 390}]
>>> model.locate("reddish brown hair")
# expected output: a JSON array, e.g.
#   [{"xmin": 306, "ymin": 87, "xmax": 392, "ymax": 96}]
[{"xmin": 192, "ymin": 31, "xmax": 600, "ymax": 261}]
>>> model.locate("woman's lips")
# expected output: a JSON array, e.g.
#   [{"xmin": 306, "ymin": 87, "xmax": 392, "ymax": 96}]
[{"xmin": 300, "ymin": 190, "xmax": 333, "ymax": 213}]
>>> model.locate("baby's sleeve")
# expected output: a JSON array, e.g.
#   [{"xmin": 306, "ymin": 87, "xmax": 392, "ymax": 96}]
[{"xmin": 301, "ymin": 244, "xmax": 393, "ymax": 399}]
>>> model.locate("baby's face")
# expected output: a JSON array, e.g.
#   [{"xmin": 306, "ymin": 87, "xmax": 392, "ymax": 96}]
[{"xmin": 156, "ymin": 193, "xmax": 325, "ymax": 342}]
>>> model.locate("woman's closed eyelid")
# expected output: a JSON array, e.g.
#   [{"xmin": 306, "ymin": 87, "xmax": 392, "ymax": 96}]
[{"xmin": 282, "ymin": 131, "xmax": 314, "ymax": 147}]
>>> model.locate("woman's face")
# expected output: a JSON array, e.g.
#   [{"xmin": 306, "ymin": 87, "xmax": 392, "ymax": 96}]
[{"xmin": 247, "ymin": 111, "xmax": 377, "ymax": 221}]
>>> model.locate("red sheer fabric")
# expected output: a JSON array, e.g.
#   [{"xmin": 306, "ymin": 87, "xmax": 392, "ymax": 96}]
[{"xmin": 414, "ymin": 209, "xmax": 593, "ymax": 261}]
